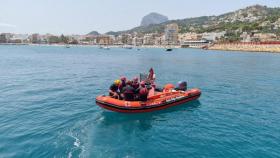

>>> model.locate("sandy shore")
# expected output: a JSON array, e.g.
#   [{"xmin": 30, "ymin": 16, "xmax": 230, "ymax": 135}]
[
  {"xmin": 4, "ymin": 43, "xmax": 280, "ymax": 53},
  {"xmin": 208, "ymin": 43, "xmax": 280, "ymax": 53}
]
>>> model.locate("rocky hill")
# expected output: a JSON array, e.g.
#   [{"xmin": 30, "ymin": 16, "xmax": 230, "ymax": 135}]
[
  {"xmin": 193, "ymin": 5, "xmax": 280, "ymax": 33},
  {"xmin": 140, "ymin": 12, "xmax": 168, "ymax": 26},
  {"xmin": 102, "ymin": 5, "xmax": 280, "ymax": 36},
  {"xmin": 87, "ymin": 31, "xmax": 100, "ymax": 36}
]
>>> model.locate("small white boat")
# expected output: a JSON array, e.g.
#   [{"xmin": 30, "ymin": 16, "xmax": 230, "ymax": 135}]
[
  {"xmin": 99, "ymin": 46, "xmax": 110, "ymax": 50},
  {"xmin": 103, "ymin": 46, "xmax": 110, "ymax": 50},
  {"xmin": 123, "ymin": 45, "xmax": 133, "ymax": 49}
]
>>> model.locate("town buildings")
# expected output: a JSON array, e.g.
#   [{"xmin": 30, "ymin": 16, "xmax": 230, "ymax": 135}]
[{"xmin": 1, "ymin": 23, "xmax": 279, "ymax": 46}]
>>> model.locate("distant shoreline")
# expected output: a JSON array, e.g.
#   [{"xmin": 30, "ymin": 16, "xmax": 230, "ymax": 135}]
[
  {"xmin": 0, "ymin": 43, "xmax": 181, "ymax": 49},
  {"xmin": 1, "ymin": 43, "xmax": 280, "ymax": 53}
]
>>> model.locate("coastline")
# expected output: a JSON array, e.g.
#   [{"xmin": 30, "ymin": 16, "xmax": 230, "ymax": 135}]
[
  {"xmin": 0, "ymin": 43, "xmax": 181, "ymax": 49},
  {"xmin": 208, "ymin": 43, "xmax": 280, "ymax": 53},
  {"xmin": 1, "ymin": 43, "xmax": 280, "ymax": 53}
]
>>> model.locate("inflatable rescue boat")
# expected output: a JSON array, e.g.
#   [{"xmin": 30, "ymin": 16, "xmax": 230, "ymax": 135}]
[{"xmin": 96, "ymin": 88, "xmax": 201, "ymax": 113}]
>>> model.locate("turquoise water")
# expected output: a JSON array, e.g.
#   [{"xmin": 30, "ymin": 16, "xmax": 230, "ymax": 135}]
[{"xmin": 0, "ymin": 45, "xmax": 280, "ymax": 158}]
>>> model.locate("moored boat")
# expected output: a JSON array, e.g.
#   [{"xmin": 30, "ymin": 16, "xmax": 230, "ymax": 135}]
[
  {"xmin": 123, "ymin": 45, "xmax": 133, "ymax": 49},
  {"xmin": 103, "ymin": 46, "xmax": 110, "ymax": 50}
]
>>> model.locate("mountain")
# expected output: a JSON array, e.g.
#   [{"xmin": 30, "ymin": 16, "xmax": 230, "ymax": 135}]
[
  {"xmin": 195, "ymin": 5, "xmax": 280, "ymax": 33},
  {"xmin": 140, "ymin": 12, "xmax": 168, "ymax": 26},
  {"xmin": 93, "ymin": 5, "xmax": 280, "ymax": 36},
  {"xmin": 135, "ymin": 5, "xmax": 280, "ymax": 34},
  {"xmin": 87, "ymin": 31, "xmax": 100, "ymax": 36}
]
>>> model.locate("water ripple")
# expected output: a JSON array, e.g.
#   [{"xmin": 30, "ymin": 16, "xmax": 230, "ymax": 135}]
[{"xmin": 0, "ymin": 46, "xmax": 280, "ymax": 158}]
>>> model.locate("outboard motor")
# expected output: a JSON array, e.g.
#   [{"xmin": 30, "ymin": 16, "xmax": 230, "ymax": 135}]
[{"xmin": 177, "ymin": 81, "xmax": 187, "ymax": 91}]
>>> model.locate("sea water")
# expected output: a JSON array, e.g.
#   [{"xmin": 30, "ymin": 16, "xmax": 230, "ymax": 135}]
[{"xmin": 0, "ymin": 45, "xmax": 280, "ymax": 158}]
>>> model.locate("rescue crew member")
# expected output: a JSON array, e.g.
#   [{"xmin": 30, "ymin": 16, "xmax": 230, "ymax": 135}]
[
  {"xmin": 119, "ymin": 76, "xmax": 127, "ymax": 92},
  {"xmin": 138, "ymin": 81, "xmax": 149, "ymax": 101},
  {"xmin": 109, "ymin": 80, "xmax": 121, "ymax": 99},
  {"xmin": 132, "ymin": 77, "xmax": 140, "ymax": 89},
  {"xmin": 121, "ymin": 80, "xmax": 136, "ymax": 101}
]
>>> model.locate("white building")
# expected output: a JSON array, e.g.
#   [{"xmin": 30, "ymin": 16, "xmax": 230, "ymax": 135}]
[
  {"xmin": 132, "ymin": 37, "xmax": 143, "ymax": 46},
  {"xmin": 9, "ymin": 34, "xmax": 29, "ymax": 43},
  {"xmin": 181, "ymin": 40, "xmax": 210, "ymax": 48},
  {"xmin": 143, "ymin": 34, "xmax": 156, "ymax": 45},
  {"xmin": 165, "ymin": 23, "xmax": 179, "ymax": 45},
  {"xmin": 202, "ymin": 31, "xmax": 226, "ymax": 41},
  {"xmin": 240, "ymin": 32, "xmax": 251, "ymax": 42},
  {"xmin": 178, "ymin": 32, "xmax": 202, "ymax": 44},
  {"xmin": 155, "ymin": 35, "xmax": 165, "ymax": 45}
]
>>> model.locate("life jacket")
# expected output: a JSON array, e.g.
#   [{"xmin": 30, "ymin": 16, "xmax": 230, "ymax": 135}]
[
  {"xmin": 123, "ymin": 85, "xmax": 135, "ymax": 94},
  {"xmin": 123, "ymin": 85, "xmax": 135, "ymax": 101},
  {"xmin": 110, "ymin": 84, "xmax": 119, "ymax": 92},
  {"xmin": 132, "ymin": 82, "xmax": 140, "ymax": 89},
  {"xmin": 119, "ymin": 82, "xmax": 126, "ymax": 92},
  {"xmin": 139, "ymin": 87, "xmax": 148, "ymax": 101},
  {"xmin": 139, "ymin": 87, "xmax": 148, "ymax": 95}
]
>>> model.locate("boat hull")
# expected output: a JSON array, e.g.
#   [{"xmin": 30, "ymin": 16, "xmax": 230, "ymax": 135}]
[{"xmin": 96, "ymin": 88, "xmax": 201, "ymax": 113}]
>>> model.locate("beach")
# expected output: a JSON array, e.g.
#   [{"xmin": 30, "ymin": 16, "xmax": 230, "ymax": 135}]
[{"xmin": 208, "ymin": 43, "xmax": 280, "ymax": 53}]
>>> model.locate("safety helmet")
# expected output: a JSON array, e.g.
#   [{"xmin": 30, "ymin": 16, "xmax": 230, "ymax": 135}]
[
  {"xmin": 120, "ymin": 76, "xmax": 126, "ymax": 81},
  {"xmin": 114, "ymin": 79, "xmax": 121, "ymax": 85}
]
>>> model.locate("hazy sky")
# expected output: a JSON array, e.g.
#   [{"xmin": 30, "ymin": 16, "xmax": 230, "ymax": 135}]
[{"xmin": 0, "ymin": 0, "xmax": 279, "ymax": 35}]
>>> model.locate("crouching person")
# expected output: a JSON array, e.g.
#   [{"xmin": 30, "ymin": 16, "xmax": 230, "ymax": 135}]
[{"xmin": 109, "ymin": 80, "xmax": 121, "ymax": 99}]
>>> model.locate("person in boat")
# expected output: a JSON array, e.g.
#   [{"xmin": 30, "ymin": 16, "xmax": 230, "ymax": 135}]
[
  {"xmin": 119, "ymin": 76, "xmax": 127, "ymax": 92},
  {"xmin": 132, "ymin": 77, "xmax": 140, "ymax": 89},
  {"xmin": 109, "ymin": 80, "xmax": 121, "ymax": 99},
  {"xmin": 121, "ymin": 80, "xmax": 136, "ymax": 101},
  {"xmin": 147, "ymin": 68, "xmax": 156, "ymax": 84},
  {"xmin": 175, "ymin": 81, "xmax": 187, "ymax": 91},
  {"xmin": 138, "ymin": 81, "xmax": 149, "ymax": 101}
]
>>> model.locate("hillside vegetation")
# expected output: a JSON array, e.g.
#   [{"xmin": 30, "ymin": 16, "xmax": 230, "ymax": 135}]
[{"xmin": 104, "ymin": 5, "xmax": 280, "ymax": 36}]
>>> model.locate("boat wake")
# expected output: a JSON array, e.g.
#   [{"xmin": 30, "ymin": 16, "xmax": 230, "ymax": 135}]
[{"xmin": 67, "ymin": 134, "xmax": 85, "ymax": 158}]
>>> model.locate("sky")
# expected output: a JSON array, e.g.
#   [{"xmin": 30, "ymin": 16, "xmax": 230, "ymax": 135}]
[{"xmin": 0, "ymin": 0, "xmax": 279, "ymax": 35}]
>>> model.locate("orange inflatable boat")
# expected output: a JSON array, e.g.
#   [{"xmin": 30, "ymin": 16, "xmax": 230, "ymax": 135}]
[{"xmin": 96, "ymin": 88, "xmax": 201, "ymax": 113}]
